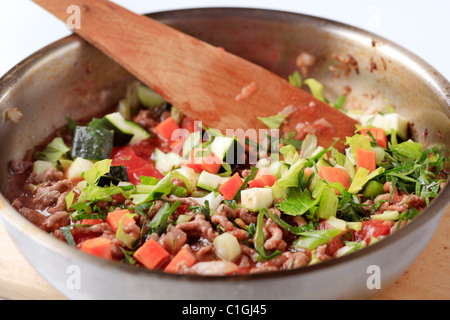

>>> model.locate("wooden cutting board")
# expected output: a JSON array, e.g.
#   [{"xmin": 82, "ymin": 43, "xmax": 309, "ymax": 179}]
[{"xmin": 0, "ymin": 206, "xmax": 449, "ymax": 300}]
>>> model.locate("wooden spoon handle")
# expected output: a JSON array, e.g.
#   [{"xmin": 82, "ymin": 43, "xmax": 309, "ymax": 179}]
[{"xmin": 32, "ymin": 0, "xmax": 358, "ymax": 150}]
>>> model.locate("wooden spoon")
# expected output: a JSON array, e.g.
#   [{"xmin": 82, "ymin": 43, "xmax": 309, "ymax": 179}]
[{"xmin": 32, "ymin": 0, "xmax": 358, "ymax": 150}]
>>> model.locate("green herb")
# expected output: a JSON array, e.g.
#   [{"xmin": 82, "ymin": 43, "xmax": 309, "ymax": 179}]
[
  {"xmin": 65, "ymin": 117, "xmax": 77, "ymax": 133},
  {"xmin": 189, "ymin": 200, "xmax": 211, "ymax": 220},
  {"xmin": 303, "ymin": 78, "xmax": 328, "ymax": 103},
  {"xmin": 119, "ymin": 247, "xmax": 137, "ymax": 265},
  {"xmin": 337, "ymin": 191, "xmax": 368, "ymax": 221},
  {"xmin": 254, "ymin": 209, "xmax": 282, "ymax": 261},
  {"xmin": 264, "ymin": 208, "xmax": 314, "ymax": 235},
  {"xmin": 133, "ymin": 202, "xmax": 155, "ymax": 216},
  {"xmin": 288, "ymin": 71, "xmax": 303, "ymax": 88},
  {"xmin": 257, "ymin": 114, "xmax": 288, "ymax": 129},
  {"xmin": 275, "ymin": 188, "xmax": 318, "ymax": 216},
  {"xmin": 59, "ymin": 225, "xmax": 88, "ymax": 247},
  {"xmin": 333, "ymin": 94, "xmax": 346, "ymax": 109},
  {"xmin": 282, "ymin": 131, "xmax": 303, "ymax": 149},
  {"xmin": 148, "ymin": 201, "xmax": 180, "ymax": 235}
]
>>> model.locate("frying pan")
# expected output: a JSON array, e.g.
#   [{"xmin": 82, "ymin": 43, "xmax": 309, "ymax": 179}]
[{"xmin": 0, "ymin": 8, "xmax": 449, "ymax": 300}]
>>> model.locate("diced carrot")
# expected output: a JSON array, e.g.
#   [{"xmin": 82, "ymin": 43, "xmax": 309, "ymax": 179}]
[
  {"xmin": 133, "ymin": 238, "xmax": 170, "ymax": 270},
  {"xmin": 360, "ymin": 128, "xmax": 388, "ymax": 148},
  {"xmin": 182, "ymin": 148, "xmax": 222, "ymax": 174},
  {"xmin": 219, "ymin": 173, "xmax": 244, "ymax": 200},
  {"xmin": 106, "ymin": 209, "xmax": 136, "ymax": 232},
  {"xmin": 248, "ymin": 168, "xmax": 277, "ymax": 188},
  {"xmin": 318, "ymin": 166, "xmax": 351, "ymax": 190},
  {"xmin": 79, "ymin": 237, "xmax": 113, "ymax": 260},
  {"xmin": 81, "ymin": 218, "xmax": 104, "ymax": 226},
  {"xmin": 164, "ymin": 247, "xmax": 197, "ymax": 273},
  {"xmin": 356, "ymin": 147, "xmax": 377, "ymax": 173},
  {"xmin": 154, "ymin": 117, "xmax": 180, "ymax": 141}
]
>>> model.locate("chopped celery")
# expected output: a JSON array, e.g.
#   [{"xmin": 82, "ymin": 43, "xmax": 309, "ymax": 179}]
[
  {"xmin": 347, "ymin": 166, "xmax": 385, "ymax": 194},
  {"xmin": 316, "ymin": 186, "xmax": 338, "ymax": 219},
  {"xmin": 293, "ymin": 229, "xmax": 341, "ymax": 250},
  {"xmin": 371, "ymin": 210, "xmax": 400, "ymax": 221}
]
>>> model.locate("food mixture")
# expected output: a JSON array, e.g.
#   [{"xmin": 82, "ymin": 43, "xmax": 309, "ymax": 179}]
[{"xmin": 6, "ymin": 75, "xmax": 448, "ymax": 275}]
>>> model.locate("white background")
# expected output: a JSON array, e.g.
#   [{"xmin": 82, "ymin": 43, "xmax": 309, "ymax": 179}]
[{"xmin": 1, "ymin": 0, "xmax": 449, "ymax": 80}]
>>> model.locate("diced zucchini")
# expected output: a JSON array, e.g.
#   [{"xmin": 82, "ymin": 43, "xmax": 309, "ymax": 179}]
[
  {"xmin": 66, "ymin": 157, "xmax": 94, "ymax": 179},
  {"xmin": 181, "ymin": 131, "xmax": 202, "ymax": 158},
  {"xmin": 197, "ymin": 171, "xmax": 229, "ymax": 191},
  {"xmin": 210, "ymin": 136, "xmax": 245, "ymax": 166},
  {"xmin": 71, "ymin": 126, "xmax": 114, "ymax": 161},
  {"xmin": 154, "ymin": 148, "xmax": 182, "ymax": 173},
  {"xmin": 104, "ymin": 112, "xmax": 150, "ymax": 144},
  {"xmin": 137, "ymin": 85, "xmax": 166, "ymax": 108},
  {"xmin": 363, "ymin": 180, "xmax": 385, "ymax": 198},
  {"xmin": 33, "ymin": 160, "xmax": 55, "ymax": 176},
  {"xmin": 213, "ymin": 233, "xmax": 241, "ymax": 262},
  {"xmin": 360, "ymin": 113, "xmax": 409, "ymax": 140},
  {"xmin": 241, "ymin": 187, "xmax": 273, "ymax": 212}
]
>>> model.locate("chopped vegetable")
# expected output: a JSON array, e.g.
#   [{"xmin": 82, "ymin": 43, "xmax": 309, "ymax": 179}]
[
  {"xmin": 257, "ymin": 114, "xmax": 287, "ymax": 129},
  {"xmin": 8, "ymin": 77, "xmax": 448, "ymax": 276},
  {"xmin": 213, "ymin": 233, "xmax": 242, "ymax": 262},
  {"xmin": 248, "ymin": 168, "xmax": 278, "ymax": 188},
  {"xmin": 154, "ymin": 117, "xmax": 180, "ymax": 141},
  {"xmin": 71, "ymin": 126, "xmax": 114, "ymax": 161},
  {"xmin": 360, "ymin": 128, "xmax": 387, "ymax": 149},
  {"xmin": 164, "ymin": 247, "xmax": 197, "ymax": 273},
  {"xmin": 106, "ymin": 209, "xmax": 136, "ymax": 233},
  {"xmin": 79, "ymin": 237, "xmax": 113, "ymax": 260},
  {"xmin": 133, "ymin": 238, "xmax": 170, "ymax": 270},
  {"xmin": 34, "ymin": 137, "xmax": 70, "ymax": 165},
  {"xmin": 218, "ymin": 173, "xmax": 244, "ymax": 200},
  {"xmin": 318, "ymin": 166, "xmax": 351, "ymax": 191},
  {"xmin": 356, "ymin": 147, "xmax": 377, "ymax": 173}
]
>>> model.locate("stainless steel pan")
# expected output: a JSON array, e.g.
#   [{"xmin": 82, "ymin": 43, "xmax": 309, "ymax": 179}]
[{"xmin": 0, "ymin": 8, "xmax": 449, "ymax": 300}]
